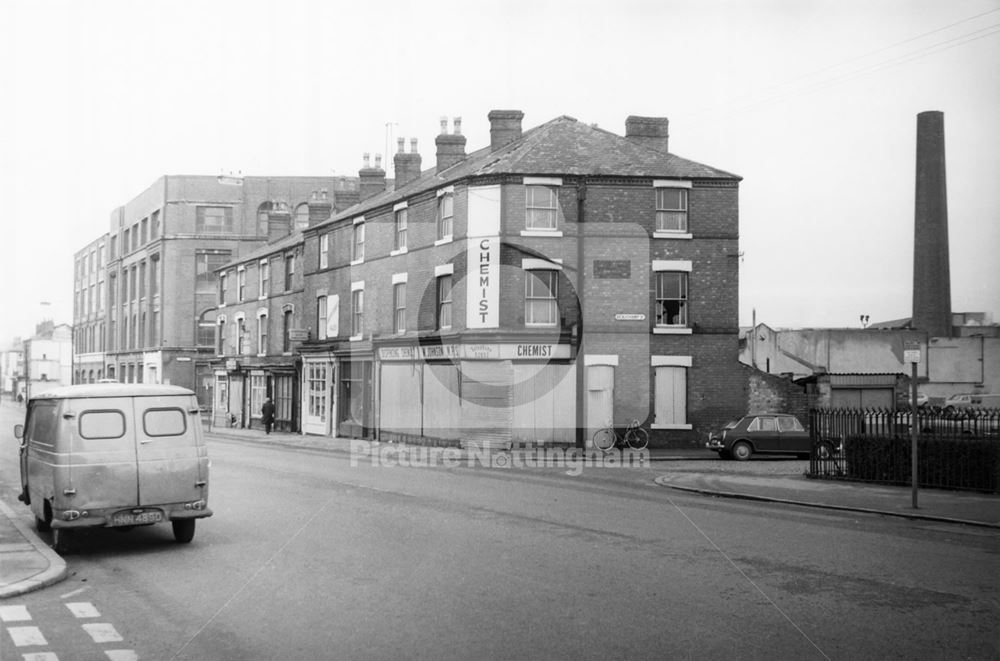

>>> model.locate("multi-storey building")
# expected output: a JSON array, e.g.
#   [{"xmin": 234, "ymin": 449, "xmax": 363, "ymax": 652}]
[
  {"xmin": 295, "ymin": 110, "xmax": 744, "ymax": 448},
  {"xmin": 102, "ymin": 175, "xmax": 356, "ymax": 406},
  {"xmin": 72, "ymin": 234, "xmax": 108, "ymax": 383},
  {"xmin": 23, "ymin": 321, "xmax": 72, "ymax": 400},
  {"xmin": 209, "ymin": 190, "xmax": 352, "ymax": 432},
  {"xmin": 1, "ymin": 341, "xmax": 25, "ymax": 400}
]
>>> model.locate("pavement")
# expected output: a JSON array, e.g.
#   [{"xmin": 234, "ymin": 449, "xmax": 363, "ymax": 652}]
[{"xmin": 2, "ymin": 423, "xmax": 997, "ymax": 599}]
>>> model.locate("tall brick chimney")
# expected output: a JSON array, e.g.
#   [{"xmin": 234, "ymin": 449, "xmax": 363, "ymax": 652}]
[
  {"xmin": 625, "ymin": 116, "xmax": 670, "ymax": 153},
  {"xmin": 307, "ymin": 190, "xmax": 333, "ymax": 227},
  {"xmin": 358, "ymin": 153, "xmax": 386, "ymax": 202},
  {"xmin": 436, "ymin": 116, "xmax": 467, "ymax": 173},
  {"xmin": 912, "ymin": 110, "xmax": 952, "ymax": 338},
  {"xmin": 488, "ymin": 110, "xmax": 524, "ymax": 151},
  {"xmin": 394, "ymin": 137, "xmax": 422, "ymax": 188}
]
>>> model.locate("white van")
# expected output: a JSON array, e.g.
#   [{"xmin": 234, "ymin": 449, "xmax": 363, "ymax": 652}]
[{"xmin": 16, "ymin": 383, "xmax": 212, "ymax": 552}]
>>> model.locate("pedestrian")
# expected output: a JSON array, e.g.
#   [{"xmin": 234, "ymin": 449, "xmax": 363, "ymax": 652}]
[{"xmin": 261, "ymin": 397, "xmax": 275, "ymax": 435}]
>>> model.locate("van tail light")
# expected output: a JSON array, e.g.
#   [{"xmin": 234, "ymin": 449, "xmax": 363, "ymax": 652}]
[{"xmin": 63, "ymin": 510, "xmax": 81, "ymax": 521}]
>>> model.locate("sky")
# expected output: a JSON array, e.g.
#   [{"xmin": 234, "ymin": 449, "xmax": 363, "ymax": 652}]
[{"xmin": 1, "ymin": 0, "xmax": 998, "ymax": 345}]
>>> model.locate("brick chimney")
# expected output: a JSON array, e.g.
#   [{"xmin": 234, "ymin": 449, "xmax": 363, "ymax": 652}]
[
  {"xmin": 488, "ymin": 110, "xmax": 524, "ymax": 151},
  {"xmin": 358, "ymin": 153, "xmax": 386, "ymax": 202},
  {"xmin": 394, "ymin": 137, "xmax": 422, "ymax": 188},
  {"xmin": 307, "ymin": 190, "xmax": 333, "ymax": 227},
  {"xmin": 267, "ymin": 201, "xmax": 291, "ymax": 242},
  {"xmin": 333, "ymin": 177, "xmax": 360, "ymax": 213},
  {"xmin": 625, "ymin": 116, "xmax": 670, "ymax": 153},
  {"xmin": 436, "ymin": 116, "xmax": 467, "ymax": 173},
  {"xmin": 912, "ymin": 110, "xmax": 952, "ymax": 337}
]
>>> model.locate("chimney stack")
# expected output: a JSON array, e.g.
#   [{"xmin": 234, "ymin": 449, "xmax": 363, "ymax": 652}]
[
  {"xmin": 394, "ymin": 137, "xmax": 423, "ymax": 188},
  {"xmin": 266, "ymin": 201, "xmax": 292, "ymax": 241},
  {"xmin": 488, "ymin": 109, "xmax": 524, "ymax": 151},
  {"xmin": 912, "ymin": 110, "xmax": 952, "ymax": 337},
  {"xmin": 307, "ymin": 189, "xmax": 333, "ymax": 227},
  {"xmin": 358, "ymin": 152, "xmax": 386, "ymax": 201},
  {"xmin": 625, "ymin": 116, "xmax": 670, "ymax": 153},
  {"xmin": 436, "ymin": 116, "xmax": 467, "ymax": 173}
]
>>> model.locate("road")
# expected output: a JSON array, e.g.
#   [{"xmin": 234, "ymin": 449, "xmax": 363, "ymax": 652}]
[{"xmin": 1, "ymin": 401, "xmax": 998, "ymax": 660}]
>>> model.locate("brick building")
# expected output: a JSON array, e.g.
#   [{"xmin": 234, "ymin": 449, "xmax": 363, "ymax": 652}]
[
  {"xmin": 296, "ymin": 110, "xmax": 744, "ymax": 448},
  {"xmin": 101, "ymin": 174, "xmax": 355, "ymax": 406},
  {"xmin": 209, "ymin": 189, "xmax": 354, "ymax": 432},
  {"xmin": 72, "ymin": 233, "xmax": 108, "ymax": 383}
]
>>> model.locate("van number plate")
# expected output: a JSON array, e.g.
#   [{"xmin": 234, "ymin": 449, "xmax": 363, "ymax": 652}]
[{"xmin": 110, "ymin": 510, "xmax": 163, "ymax": 526}]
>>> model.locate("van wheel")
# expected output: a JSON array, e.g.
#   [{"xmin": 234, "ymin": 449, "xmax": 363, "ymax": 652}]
[
  {"xmin": 172, "ymin": 520, "xmax": 196, "ymax": 544},
  {"xmin": 36, "ymin": 516, "xmax": 51, "ymax": 533},
  {"xmin": 52, "ymin": 528, "xmax": 71, "ymax": 554}
]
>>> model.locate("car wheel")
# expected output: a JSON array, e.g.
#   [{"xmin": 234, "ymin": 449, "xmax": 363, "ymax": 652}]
[
  {"xmin": 732, "ymin": 441, "xmax": 752, "ymax": 461},
  {"xmin": 173, "ymin": 519, "xmax": 196, "ymax": 544}
]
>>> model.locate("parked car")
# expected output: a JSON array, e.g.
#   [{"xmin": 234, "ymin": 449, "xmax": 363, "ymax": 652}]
[
  {"xmin": 907, "ymin": 393, "xmax": 929, "ymax": 408},
  {"xmin": 706, "ymin": 413, "xmax": 838, "ymax": 461},
  {"xmin": 943, "ymin": 393, "xmax": 975, "ymax": 416}
]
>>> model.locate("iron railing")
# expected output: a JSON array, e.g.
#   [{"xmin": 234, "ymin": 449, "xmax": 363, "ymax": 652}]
[{"xmin": 809, "ymin": 407, "xmax": 1000, "ymax": 492}]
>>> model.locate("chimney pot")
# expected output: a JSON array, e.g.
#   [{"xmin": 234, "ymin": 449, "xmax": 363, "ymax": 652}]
[
  {"xmin": 397, "ymin": 137, "xmax": 405, "ymax": 153},
  {"xmin": 410, "ymin": 137, "xmax": 418, "ymax": 153},
  {"xmin": 440, "ymin": 117, "xmax": 448, "ymax": 134},
  {"xmin": 374, "ymin": 153, "xmax": 382, "ymax": 169},
  {"xmin": 453, "ymin": 117, "xmax": 462, "ymax": 135},
  {"xmin": 363, "ymin": 152, "xmax": 371, "ymax": 168}
]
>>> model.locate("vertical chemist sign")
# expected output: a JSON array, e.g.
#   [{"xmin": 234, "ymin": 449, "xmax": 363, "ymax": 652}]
[{"xmin": 467, "ymin": 185, "xmax": 501, "ymax": 328}]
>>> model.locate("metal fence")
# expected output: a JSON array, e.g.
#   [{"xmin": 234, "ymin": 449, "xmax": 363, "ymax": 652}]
[{"xmin": 808, "ymin": 407, "xmax": 1000, "ymax": 492}]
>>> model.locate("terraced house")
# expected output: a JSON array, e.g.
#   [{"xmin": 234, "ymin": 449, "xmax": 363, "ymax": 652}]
[{"xmin": 295, "ymin": 110, "xmax": 745, "ymax": 449}]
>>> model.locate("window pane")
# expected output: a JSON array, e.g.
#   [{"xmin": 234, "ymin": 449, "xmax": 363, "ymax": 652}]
[
  {"xmin": 79, "ymin": 410, "xmax": 126, "ymax": 439},
  {"xmin": 144, "ymin": 408, "xmax": 187, "ymax": 437}
]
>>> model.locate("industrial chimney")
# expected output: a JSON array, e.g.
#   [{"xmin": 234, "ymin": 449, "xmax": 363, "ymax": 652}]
[{"xmin": 912, "ymin": 110, "xmax": 952, "ymax": 338}]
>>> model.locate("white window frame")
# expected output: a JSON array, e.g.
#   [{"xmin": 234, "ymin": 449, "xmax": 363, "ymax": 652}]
[
  {"xmin": 392, "ymin": 203, "xmax": 408, "ymax": 255},
  {"xmin": 258, "ymin": 258, "xmax": 269, "ymax": 299},
  {"xmin": 436, "ymin": 187, "xmax": 454, "ymax": 244},
  {"xmin": 653, "ymin": 180, "xmax": 692, "ymax": 239},
  {"xmin": 652, "ymin": 261, "xmax": 692, "ymax": 335},
  {"xmin": 319, "ymin": 234, "xmax": 329, "ymax": 270},
  {"xmin": 437, "ymin": 274, "xmax": 453, "ymax": 331},
  {"xmin": 317, "ymin": 295, "xmax": 328, "ymax": 341},
  {"xmin": 523, "ymin": 265, "xmax": 560, "ymax": 328},
  {"xmin": 351, "ymin": 217, "xmax": 365, "ymax": 265},
  {"xmin": 256, "ymin": 309, "xmax": 268, "ymax": 356},
  {"xmin": 523, "ymin": 177, "xmax": 563, "ymax": 236},
  {"xmin": 350, "ymin": 281, "xmax": 364, "ymax": 341},
  {"xmin": 237, "ymin": 267, "xmax": 246, "ymax": 302}
]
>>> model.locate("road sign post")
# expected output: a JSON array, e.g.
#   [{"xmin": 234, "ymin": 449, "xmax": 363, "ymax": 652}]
[{"xmin": 904, "ymin": 341, "xmax": 921, "ymax": 509}]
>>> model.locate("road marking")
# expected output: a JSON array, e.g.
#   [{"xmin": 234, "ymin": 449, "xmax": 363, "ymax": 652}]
[
  {"xmin": 82, "ymin": 623, "xmax": 124, "ymax": 643},
  {"xmin": 6, "ymin": 625, "xmax": 47, "ymax": 646},
  {"xmin": 22, "ymin": 653, "xmax": 59, "ymax": 661},
  {"xmin": 60, "ymin": 587, "xmax": 88, "ymax": 599},
  {"xmin": 66, "ymin": 602, "xmax": 101, "ymax": 618},
  {"xmin": 106, "ymin": 650, "xmax": 140, "ymax": 660},
  {"xmin": 0, "ymin": 604, "xmax": 32, "ymax": 622}
]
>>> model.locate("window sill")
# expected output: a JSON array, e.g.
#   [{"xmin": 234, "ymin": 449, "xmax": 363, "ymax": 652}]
[
  {"xmin": 258, "ymin": 296, "xmax": 267, "ymax": 301},
  {"xmin": 434, "ymin": 237, "xmax": 454, "ymax": 246},
  {"xmin": 520, "ymin": 230, "xmax": 563, "ymax": 238},
  {"xmin": 390, "ymin": 248, "xmax": 408, "ymax": 257},
  {"xmin": 653, "ymin": 327, "xmax": 693, "ymax": 335},
  {"xmin": 350, "ymin": 259, "xmax": 364, "ymax": 267},
  {"xmin": 349, "ymin": 334, "xmax": 364, "ymax": 342},
  {"xmin": 653, "ymin": 231, "xmax": 692, "ymax": 240},
  {"xmin": 651, "ymin": 423, "xmax": 693, "ymax": 430}
]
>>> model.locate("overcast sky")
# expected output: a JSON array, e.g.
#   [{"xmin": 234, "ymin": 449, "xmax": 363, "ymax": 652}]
[{"xmin": 2, "ymin": 0, "xmax": 998, "ymax": 344}]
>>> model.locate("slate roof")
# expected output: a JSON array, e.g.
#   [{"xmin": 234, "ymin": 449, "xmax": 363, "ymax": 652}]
[
  {"xmin": 317, "ymin": 114, "xmax": 741, "ymax": 230},
  {"xmin": 216, "ymin": 230, "xmax": 304, "ymax": 272}
]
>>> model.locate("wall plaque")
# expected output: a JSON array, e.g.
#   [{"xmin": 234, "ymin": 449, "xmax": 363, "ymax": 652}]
[{"xmin": 593, "ymin": 260, "xmax": 631, "ymax": 279}]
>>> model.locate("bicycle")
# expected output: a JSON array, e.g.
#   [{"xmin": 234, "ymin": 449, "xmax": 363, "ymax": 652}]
[{"xmin": 592, "ymin": 419, "xmax": 649, "ymax": 452}]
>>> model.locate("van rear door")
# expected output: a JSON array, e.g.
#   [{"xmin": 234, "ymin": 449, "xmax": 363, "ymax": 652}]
[
  {"xmin": 71, "ymin": 399, "xmax": 140, "ymax": 511},
  {"xmin": 134, "ymin": 395, "xmax": 206, "ymax": 507}
]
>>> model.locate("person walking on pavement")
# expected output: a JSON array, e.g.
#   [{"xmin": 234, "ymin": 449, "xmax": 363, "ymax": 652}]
[{"xmin": 261, "ymin": 397, "xmax": 275, "ymax": 435}]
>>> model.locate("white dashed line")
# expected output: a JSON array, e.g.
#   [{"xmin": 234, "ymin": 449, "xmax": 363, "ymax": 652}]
[
  {"xmin": 106, "ymin": 650, "xmax": 140, "ymax": 660},
  {"xmin": 66, "ymin": 602, "xmax": 101, "ymax": 618},
  {"xmin": 0, "ymin": 604, "xmax": 32, "ymax": 622},
  {"xmin": 22, "ymin": 652, "xmax": 59, "ymax": 661},
  {"xmin": 6, "ymin": 625, "xmax": 48, "ymax": 646},
  {"xmin": 82, "ymin": 623, "xmax": 124, "ymax": 644}
]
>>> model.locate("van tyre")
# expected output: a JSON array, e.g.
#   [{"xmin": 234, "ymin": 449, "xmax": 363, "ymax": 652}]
[
  {"xmin": 173, "ymin": 519, "xmax": 196, "ymax": 544},
  {"xmin": 52, "ymin": 528, "xmax": 71, "ymax": 554}
]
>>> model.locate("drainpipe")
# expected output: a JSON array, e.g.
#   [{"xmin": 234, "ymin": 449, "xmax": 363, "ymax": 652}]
[{"xmin": 575, "ymin": 178, "xmax": 587, "ymax": 449}]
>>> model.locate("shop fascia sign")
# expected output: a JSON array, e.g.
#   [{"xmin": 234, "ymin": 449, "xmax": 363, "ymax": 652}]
[{"xmin": 379, "ymin": 342, "xmax": 570, "ymax": 361}]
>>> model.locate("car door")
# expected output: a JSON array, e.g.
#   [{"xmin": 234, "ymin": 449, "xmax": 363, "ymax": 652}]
[
  {"xmin": 750, "ymin": 416, "xmax": 780, "ymax": 452},
  {"xmin": 134, "ymin": 394, "xmax": 206, "ymax": 507},
  {"xmin": 777, "ymin": 416, "xmax": 810, "ymax": 453}
]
